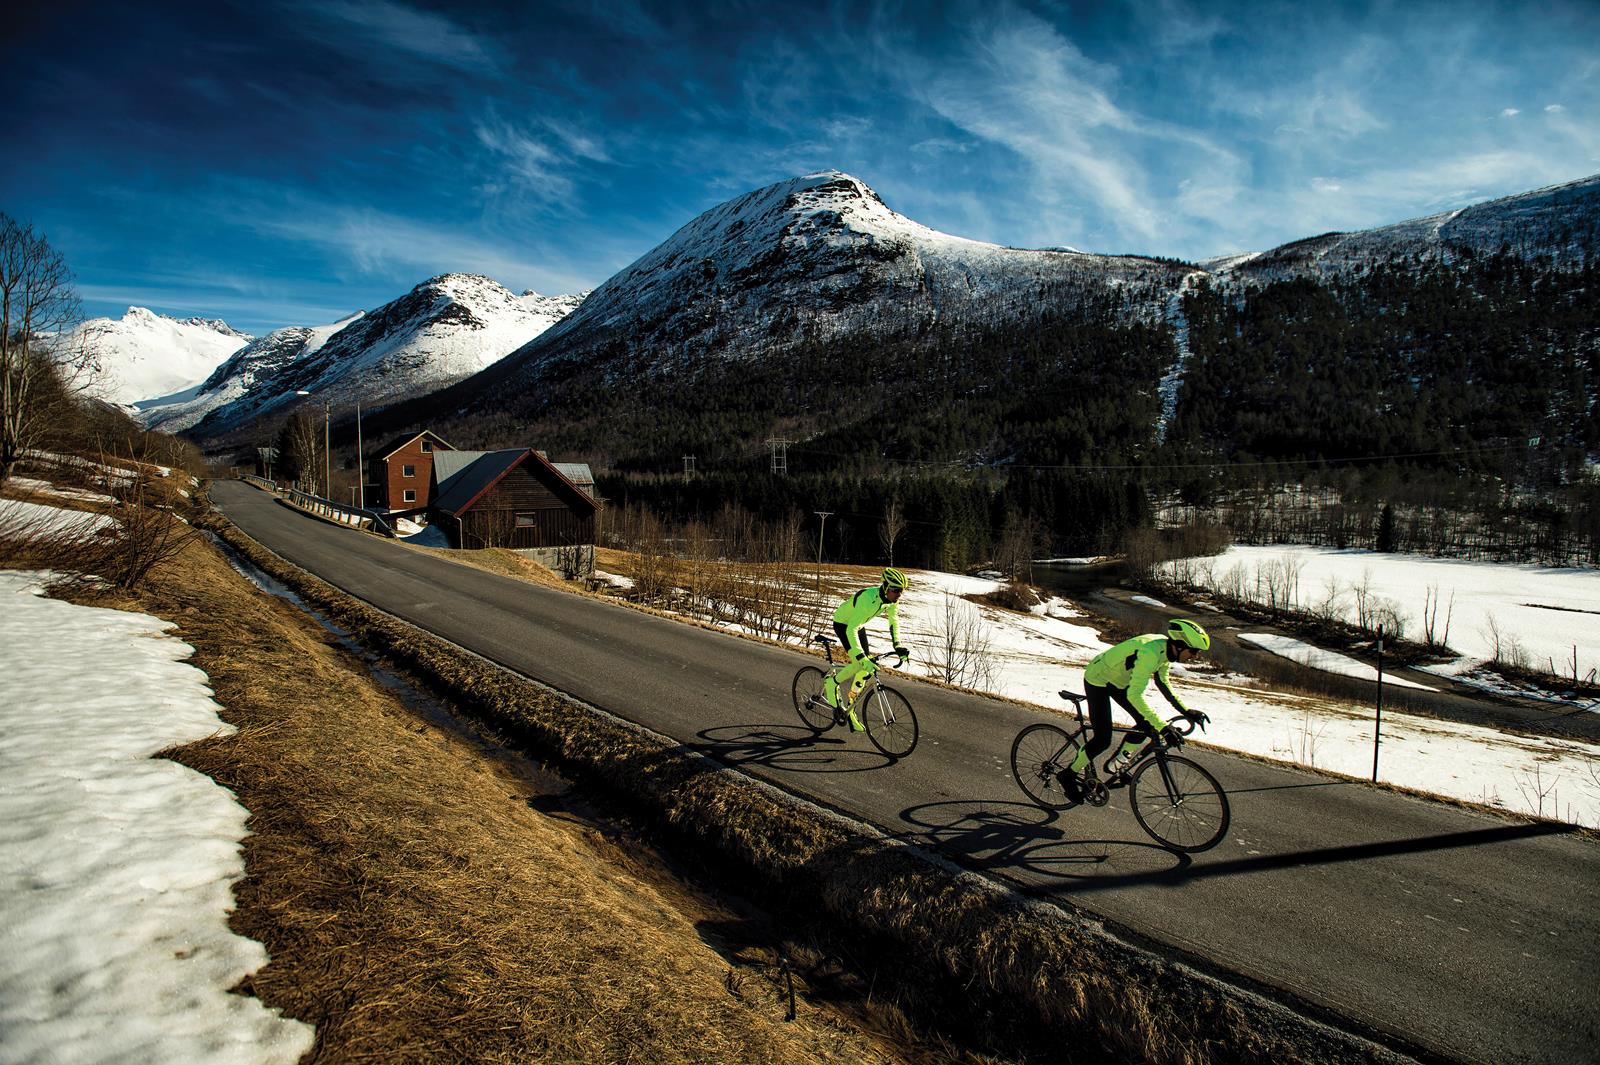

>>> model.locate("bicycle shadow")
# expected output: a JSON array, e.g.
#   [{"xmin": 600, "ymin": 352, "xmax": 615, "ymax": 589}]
[
  {"xmin": 696, "ymin": 723, "xmax": 896, "ymax": 773},
  {"xmin": 895, "ymin": 798, "xmax": 1193, "ymax": 881}
]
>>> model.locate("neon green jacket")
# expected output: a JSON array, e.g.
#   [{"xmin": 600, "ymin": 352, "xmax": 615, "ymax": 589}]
[
  {"xmin": 833, "ymin": 586, "xmax": 901, "ymax": 649},
  {"xmin": 1083, "ymin": 633, "xmax": 1191, "ymax": 729}
]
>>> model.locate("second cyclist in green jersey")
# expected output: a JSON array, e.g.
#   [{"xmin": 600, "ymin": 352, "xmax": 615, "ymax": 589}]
[
  {"xmin": 826, "ymin": 567, "xmax": 911, "ymax": 731},
  {"xmin": 1063, "ymin": 618, "xmax": 1212, "ymax": 799}
]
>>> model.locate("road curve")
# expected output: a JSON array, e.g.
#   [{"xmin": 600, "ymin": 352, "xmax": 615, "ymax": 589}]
[{"xmin": 212, "ymin": 481, "xmax": 1599, "ymax": 1065}]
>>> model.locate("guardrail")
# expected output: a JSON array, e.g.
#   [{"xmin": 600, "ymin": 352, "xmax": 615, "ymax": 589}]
[
  {"xmin": 271, "ymin": 484, "xmax": 398, "ymax": 538},
  {"xmin": 241, "ymin": 474, "xmax": 277, "ymax": 491}
]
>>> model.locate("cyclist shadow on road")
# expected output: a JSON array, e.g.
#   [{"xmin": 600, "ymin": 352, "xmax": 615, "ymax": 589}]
[
  {"xmin": 697, "ymin": 723, "xmax": 896, "ymax": 774},
  {"xmin": 896, "ymin": 799, "xmax": 1194, "ymax": 882}
]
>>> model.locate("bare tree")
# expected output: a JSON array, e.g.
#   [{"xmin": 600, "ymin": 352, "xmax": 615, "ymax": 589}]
[
  {"xmin": 1, "ymin": 214, "xmax": 93, "ymax": 483},
  {"xmin": 879, "ymin": 497, "xmax": 906, "ymax": 565}
]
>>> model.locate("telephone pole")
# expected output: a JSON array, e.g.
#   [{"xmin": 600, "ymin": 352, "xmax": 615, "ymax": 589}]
[{"xmin": 814, "ymin": 510, "xmax": 832, "ymax": 590}]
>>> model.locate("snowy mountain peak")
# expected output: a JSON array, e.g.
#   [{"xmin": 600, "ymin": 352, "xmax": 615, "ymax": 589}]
[
  {"xmin": 73, "ymin": 308, "xmax": 253, "ymax": 406},
  {"xmin": 147, "ymin": 274, "xmax": 586, "ymax": 440},
  {"xmin": 1207, "ymin": 171, "xmax": 1600, "ymax": 281},
  {"xmin": 482, "ymin": 169, "xmax": 1193, "ymax": 399}
]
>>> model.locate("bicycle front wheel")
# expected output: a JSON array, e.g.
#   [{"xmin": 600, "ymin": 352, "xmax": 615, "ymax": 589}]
[
  {"xmin": 862, "ymin": 685, "xmax": 918, "ymax": 758},
  {"xmin": 1010, "ymin": 723, "xmax": 1082, "ymax": 809},
  {"xmin": 1128, "ymin": 754, "xmax": 1230, "ymax": 852},
  {"xmin": 792, "ymin": 667, "xmax": 833, "ymax": 732}
]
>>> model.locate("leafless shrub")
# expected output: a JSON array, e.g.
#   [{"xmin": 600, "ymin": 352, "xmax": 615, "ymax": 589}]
[
  {"xmin": 924, "ymin": 592, "xmax": 995, "ymax": 689},
  {"xmin": 1421, "ymin": 583, "xmax": 1455, "ymax": 650}
]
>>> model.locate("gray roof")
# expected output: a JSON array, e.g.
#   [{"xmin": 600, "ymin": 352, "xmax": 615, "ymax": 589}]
[
  {"xmin": 553, "ymin": 462, "xmax": 595, "ymax": 496},
  {"xmin": 431, "ymin": 449, "xmax": 529, "ymax": 514}
]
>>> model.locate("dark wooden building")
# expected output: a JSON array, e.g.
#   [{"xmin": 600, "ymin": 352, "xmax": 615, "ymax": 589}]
[
  {"xmin": 368, "ymin": 430, "xmax": 454, "ymax": 511},
  {"xmin": 429, "ymin": 449, "xmax": 598, "ymax": 556}
]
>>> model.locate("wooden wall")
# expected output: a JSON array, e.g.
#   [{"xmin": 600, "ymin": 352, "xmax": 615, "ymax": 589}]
[{"xmin": 458, "ymin": 465, "xmax": 596, "ymax": 549}]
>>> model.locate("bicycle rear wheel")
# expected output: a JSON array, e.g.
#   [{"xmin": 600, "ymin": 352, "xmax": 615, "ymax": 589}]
[
  {"xmin": 1128, "ymin": 754, "xmax": 1230, "ymax": 852},
  {"xmin": 791, "ymin": 667, "xmax": 833, "ymax": 732},
  {"xmin": 862, "ymin": 685, "xmax": 918, "ymax": 758},
  {"xmin": 1010, "ymin": 723, "xmax": 1082, "ymax": 809}
]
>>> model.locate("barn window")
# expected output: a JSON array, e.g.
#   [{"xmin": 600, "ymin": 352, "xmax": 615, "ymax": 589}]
[
  {"xmin": 403, "ymin": 464, "xmax": 416, "ymax": 477},
  {"xmin": 515, "ymin": 512, "xmax": 538, "ymax": 528},
  {"xmin": 403, "ymin": 489, "xmax": 417, "ymax": 503},
  {"xmin": 420, "ymin": 441, "xmax": 433, "ymax": 453}
]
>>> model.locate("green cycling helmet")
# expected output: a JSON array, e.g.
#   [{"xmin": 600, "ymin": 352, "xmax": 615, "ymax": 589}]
[
  {"xmin": 1168, "ymin": 618, "xmax": 1210, "ymax": 651},
  {"xmin": 882, "ymin": 567, "xmax": 909, "ymax": 589}
]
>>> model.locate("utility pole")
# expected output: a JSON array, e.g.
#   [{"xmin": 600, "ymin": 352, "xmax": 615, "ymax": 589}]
[
  {"xmin": 355, "ymin": 400, "xmax": 364, "ymax": 511},
  {"xmin": 814, "ymin": 510, "xmax": 832, "ymax": 590},
  {"xmin": 767, "ymin": 437, "xmax": 791, "ymax": 475},
  {"xmin": 323, "ymin": 401, "xmax": 330, "ymax": 501}
]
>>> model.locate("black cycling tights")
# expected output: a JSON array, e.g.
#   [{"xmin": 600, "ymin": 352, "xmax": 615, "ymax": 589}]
[{"xmin": 1083, "ymin": 683, "xmax": 1144, "ymax": 763}]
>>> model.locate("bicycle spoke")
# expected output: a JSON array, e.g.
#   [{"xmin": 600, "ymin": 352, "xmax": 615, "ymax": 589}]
[
  {"xmin": 1129, "ymin": 755, "xmax": 1230, "ymax": 852},
  {"xmin": 864, "ymin": 685, "xmax": 918, "ymax": 758},
  {"xmin": 791, "ymin": 666, "xmax": 833, "ymax": 732},
  {"xmin": 1010, "ymin": 723, "xmax": 1081, "ymax": 809}
]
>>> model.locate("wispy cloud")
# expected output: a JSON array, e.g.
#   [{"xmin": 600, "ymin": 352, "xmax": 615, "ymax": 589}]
[
  {"xmin": 291, "ymin": 0, "xmax": 499, "ymax": 73},
  {"xmin": 1503, "ymin": 107, "xmax": 1521, "ymax": 118}
]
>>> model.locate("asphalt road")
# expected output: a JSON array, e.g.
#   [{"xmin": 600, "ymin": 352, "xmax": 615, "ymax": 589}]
[{"xmin": 212, "ymin": 481, "xmax": 1599, "ymax": 1065}]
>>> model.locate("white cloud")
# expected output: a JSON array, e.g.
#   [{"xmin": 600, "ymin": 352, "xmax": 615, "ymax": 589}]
[
  {"xmin": 296, "ymin": 0, "xmax": 497, "ymax": 71},
  {"xmin": 1312, "ymin": 178, "xmax": 1344, "ymax": 193},
  {"xmin": 1502, "ymin": 107, "xmax": 1521, "ymax": 118},
  {"xmin": 1546, "ymin": 104, "xmax": 1566, "ymax": 113}
]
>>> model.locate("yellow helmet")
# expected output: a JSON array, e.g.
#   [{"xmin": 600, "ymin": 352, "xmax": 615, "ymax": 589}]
[
  {"xmin": 1168, "ymin": 618, "xmax": 1210, "ymax": 651},
  {"xmin": 882, "ymin": 567, "xmax": 909, "ymax": 589}
]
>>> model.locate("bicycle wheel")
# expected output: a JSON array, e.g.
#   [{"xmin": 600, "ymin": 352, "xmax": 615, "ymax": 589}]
[
  {"xmin": 1010, "ymin": 723, "xmax": 1082, "ymax": 809},
  {"xmin": 862, "ymin": 685, "xmax": 919, "ymax": 758},
  {"xmin": 792, "ymin": 667, "xmax": 833, "ymax": 732},
  {"xmin": 1128, "ymin": 754, "xmax": 1230, "ymax": 852}
]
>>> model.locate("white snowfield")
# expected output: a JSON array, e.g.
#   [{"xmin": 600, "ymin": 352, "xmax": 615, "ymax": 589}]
[
  {"xmin": 70, "ymin": 306, "xmax": 251, "ymax": 407},
  {"xmin": 648, "ymin": 562, "xmax": 1598, "ymax": 828},
  {"xmin": 1160, "ymin": 544, "xmax": 1600, "ymax": 684},
  {"xmin": 0, "ymin": 569, "xmax": 314, "ymax": 1065}
]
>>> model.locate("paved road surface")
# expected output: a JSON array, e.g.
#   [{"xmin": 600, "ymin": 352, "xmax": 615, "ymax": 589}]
[{"xmin": 212, "ymin": 482, "xmax": 1599, "ymax": 1065}]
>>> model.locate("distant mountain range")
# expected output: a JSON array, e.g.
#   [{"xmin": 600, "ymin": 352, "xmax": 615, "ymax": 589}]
[
  {"xmin": 137, "ymin": 275, "xmax": 585, "ymax": 437},
  {"xmin": 108, "ymin": 169, "xmax": 1597, "ymax": 473}
]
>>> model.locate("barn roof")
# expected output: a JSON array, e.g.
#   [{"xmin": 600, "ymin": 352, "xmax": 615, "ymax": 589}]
[
  {"xmin": 431, "ymin": 449, "xmax": 528, "ymax": 514},
  {"xmin": 431, "ymin": 449, "xmax": 599, "ymax": 517},
  {"xmin": 552, "ymin": 462, "xmax": 595, "ymax": 498}
]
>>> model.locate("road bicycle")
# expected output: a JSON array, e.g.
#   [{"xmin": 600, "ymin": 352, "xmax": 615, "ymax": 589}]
[
  {"xmin": 791, "ymin": 634, "xmax": 920, "ymax": 758},
  {"xmin": 1009, "ymin": 691, "xmax": 1230, "ymax": 852}
]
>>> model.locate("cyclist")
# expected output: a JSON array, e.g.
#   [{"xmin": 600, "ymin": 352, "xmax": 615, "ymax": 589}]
[
  {"xmin": 825, "ymin": 567, "xmax": 912, "ymax": 731},
  {"xmin": 1061, "ymin": 618, "xmax": 1212, "ymax": 800}
]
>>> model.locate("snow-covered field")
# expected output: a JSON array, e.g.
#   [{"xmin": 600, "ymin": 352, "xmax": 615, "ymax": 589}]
[
  {"xmin": 1160, "ymin": 544, "xmax": 1600, "ymax": 683},
  {"xmin": 0, "ymin": 569, "xmax": 312, "ymax": 1064},
  {"xmin": 598, "ymin": 562, "xmax": 1600, "ymax": 828}
]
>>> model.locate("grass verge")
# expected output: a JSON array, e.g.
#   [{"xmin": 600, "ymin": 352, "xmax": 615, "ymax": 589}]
[{"xmin": 201, "ymin": 506, "xmax": 1422, "ymax": 1065}]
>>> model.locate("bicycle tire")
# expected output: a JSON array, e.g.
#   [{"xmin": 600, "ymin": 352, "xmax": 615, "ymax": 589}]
[
  {"xmin": 791, "ymin": 667, "xmax": 833, "ymax": 732},
  {"xmin": 1128, "ymin": 754, "xmax": 1230, "ymax": 852},
  {"xmin": 1010, "ymin": 723, "xmax": 1082, "ymax": 809},
  {"xmin": 862, "ymin": 685, "xmax": 918, "ymax": 758}
]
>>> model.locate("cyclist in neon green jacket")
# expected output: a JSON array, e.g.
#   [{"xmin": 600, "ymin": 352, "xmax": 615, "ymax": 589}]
[
  {"xmin": 1062, "ymin": 619, "xmax": 1212, "ymax": 800},
  {"xmin": 825, "ymin": 567, "xmax": 912, "ymax": 731}
]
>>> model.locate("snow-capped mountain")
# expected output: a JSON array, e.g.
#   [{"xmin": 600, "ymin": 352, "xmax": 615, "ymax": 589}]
[
  {"xmin": 150, "ymin": 274, "xmax": 585, "ymax": 438},
  {"xmin": 1205, "ymin": 173, "xmax": 1600, "ymax": 283},
  {"xmin": 476, "ymin": 171, "xmax": 1192, "ymax": 391},
  {"xmin": 72, "ymin": 307, "xmax": 251, "ymax": 407},
  {"xmin": 139, "ymin": 312, "xmax": 362, "ymax": 433}
]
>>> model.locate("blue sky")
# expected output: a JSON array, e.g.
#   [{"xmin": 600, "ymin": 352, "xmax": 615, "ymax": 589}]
[{"xmin": 3, "ymin": 0, "xmax": 1596, "ymax": 335}]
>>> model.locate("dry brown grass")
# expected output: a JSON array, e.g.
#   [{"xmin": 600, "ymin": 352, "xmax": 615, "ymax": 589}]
[
  {"xmin": 14, "ymin": 522, "xmax": 994, "ymax": 1065},
  {"xmin": 195, "ymin": 517, "xmax": 1408, "ymax": 1065}
]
